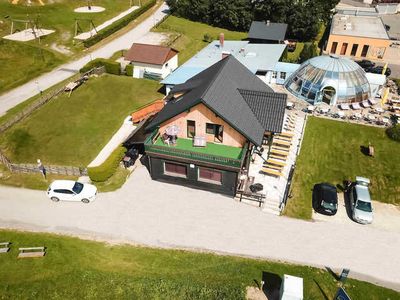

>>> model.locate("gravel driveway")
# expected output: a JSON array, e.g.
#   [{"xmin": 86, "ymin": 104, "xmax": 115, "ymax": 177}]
[{"xmin": 0, "ymin": 165, "xmax": 399, "ymax": 291}]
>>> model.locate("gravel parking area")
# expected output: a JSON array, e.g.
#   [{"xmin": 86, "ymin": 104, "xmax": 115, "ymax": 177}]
[
  {"xmin": 313, "ymin": 193, "xmax": 400, "ymax": 233},
  {"xmin": 0, "ymin": 164, "xmax": 399, "ymax": 291}
]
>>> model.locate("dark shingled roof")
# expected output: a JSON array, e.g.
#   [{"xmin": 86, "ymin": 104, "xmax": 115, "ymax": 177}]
[
  {"xmin": 147, "ymin": 56, "xmax": 286, "ymax": 146},
  {"xmin": 239, "ymin": 90, "xmax": 287, "ymax": 133},
  {"xmin": 248, "ymin": 21, "xmax": 288, "ymax": 41}
]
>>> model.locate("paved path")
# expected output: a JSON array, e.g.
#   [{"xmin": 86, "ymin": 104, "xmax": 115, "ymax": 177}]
[
  {"xmin": 0, "ymin": 165, "xmax": 399, "ymax": 291},
  {"xmin": 0, "ymin": 2, "xmax": 168, "ymax": 117}
]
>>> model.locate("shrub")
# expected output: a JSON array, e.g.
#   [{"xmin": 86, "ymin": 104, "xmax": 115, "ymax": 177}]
[
  {"xmin": 83, "ymin": 0, "xmax": 157, "ymax": 48},
  {"xmin": 203, "ymin": 33, "xmax": 212, "ymax": 43},
  {"xmin": 79, "ymin": 58, "xmax": 121, "ymax": 75},
  {"xmin": 88, "ymin": 146, "xmax": 126, "ymax": 182},
  {"xmin": 386, "ymin": 124, "xmax": 400, "ymax": 142},
  {"xmin": 125, "ymin": 64, "xmax": 133, "ymax": 76}
]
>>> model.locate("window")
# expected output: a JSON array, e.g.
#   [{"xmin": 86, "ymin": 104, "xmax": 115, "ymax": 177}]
[
  {"xmin": 280, "ymin": 72, "xmax": 286, "ymax": 80},
  {"xmin": 198, "ymin": 167, "xmax": 222, "ymax": 185},
  {"xmin": 187, "ymin": 120, "xmax": 195, "ymax": 138},
  {"xmin": 206, "ymin": 123, "xmax": 215, "ymax": 134},
  {"xmin": 340, "ymin": 43, "xmax": 348, "ymax": 55},
  {"xmin": 361, "ymin": 45, "xmax": 369, "ymax": 57},
  {"xmin": 272, "ymin": 71, "xmax": 277, "ymax": 79},
  {"xmin": 54, "ymin": 189, "xmax": 74, "ymax": 194},
  {"xmin": 351, "ymin": 44, "xmax": 358, "ymax": 56},
  {"xmin": 206, "ymin": 123, "xmax": 223, "ymax": 143},
  {"xmin": 164, "ymin": 162, "xmax": 187, "ymax": 178},
  {"xmin": 330, "ymin": 42, "xmax": 338, "ymax": 54}
]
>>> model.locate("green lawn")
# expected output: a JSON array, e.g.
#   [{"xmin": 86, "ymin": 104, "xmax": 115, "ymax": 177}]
[
  {"xmin": 284, "ymin": 117, "xmax": 400, "ymax": 219},
  {"xmin": 0, "ymin": 230, "xmax": 398, "ymax": 299},
  {"xmin": 0, "ymin": 0, "xmax": 151, "ymax": 95},
  {"xmin": 153, "ymin": 16, "xmax": 247, "ymax": 65},
  {"xmin": 154, "ymin": 137, "xmax": 243, "ymax": 159},
  {"xmin": 0, "ymin": 74, "xmax": 162, "ymax": 166}
]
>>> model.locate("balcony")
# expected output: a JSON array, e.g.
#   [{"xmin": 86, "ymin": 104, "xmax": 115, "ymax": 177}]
[{"xmin": 144, "ymin": 130, "xmax": 248, "ymax": 169}]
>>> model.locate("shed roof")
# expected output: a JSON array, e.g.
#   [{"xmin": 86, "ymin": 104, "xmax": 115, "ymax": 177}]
[
  {"xmin": 124, "ymin": 43, "xmax": 178, "ymax": 65},
  {"xmin": 148, "ymin": 56, "xmax": 286, "ymax": 146},
  {"xmin": 248, "ymin": 21, "xmax": 288, "ymax": 41}
]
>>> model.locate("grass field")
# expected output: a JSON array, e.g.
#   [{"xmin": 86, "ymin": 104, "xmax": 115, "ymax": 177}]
[
  {"xmin": 153, "ymin": 16, "xmax": 247, "ymax": 65},
  {"xmin": 0, "ymin": 230, "xmax": 398, "ymax": 299},
  {"xmin": 0, "ymin": 74, "xmax": 162, "ymax": 166},
  {"xmin": 284, "ymin": 117, "xmax": 400, "ymax": 219},
  {"xmin": 0, "ymin": 0, "xmax": 151, "ymax": 95}
]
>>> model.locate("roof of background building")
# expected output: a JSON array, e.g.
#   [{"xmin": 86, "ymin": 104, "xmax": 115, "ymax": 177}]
[
  {"xmin": 248, "ymin": 21, "xmax": 288, "ymax": 41},
  {"xmin": 161, "ymin": 41, "xmax": 286, "ymax": 85},
  {"xmin": 148, "ymin": 56, "xmax": 286, "ymax": 146},
  {"xmin": 331, "ymin": 14, "xmax": 390, "ymax": 39},
  {"xmin": 273, "ymin": 62, "xmax": 301, "ymax": 73},
  {"xmin": 124, "ymin": 43, "xmax": 178, "ymax": 65}
]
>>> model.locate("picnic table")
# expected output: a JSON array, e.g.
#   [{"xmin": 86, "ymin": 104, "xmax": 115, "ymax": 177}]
[{"xmin": 18, "ymin": 247, "xmax": 46, "ymax": 258}]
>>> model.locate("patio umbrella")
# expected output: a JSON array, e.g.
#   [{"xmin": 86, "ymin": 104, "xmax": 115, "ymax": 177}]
[{"xmin": 165, "ymin": 125, "xmax": 180, "ymax": 136}]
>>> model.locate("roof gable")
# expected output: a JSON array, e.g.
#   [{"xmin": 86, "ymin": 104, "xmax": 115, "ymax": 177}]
[{"xmin": 124, "ymin": 43, "xmax": 178, "ymax": 65}]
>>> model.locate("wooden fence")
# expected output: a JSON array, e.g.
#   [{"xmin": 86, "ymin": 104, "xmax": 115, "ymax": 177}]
[
  {"xmin": 0, "ymin": 150, "xmax": 87, "ymax": 177},
  {"xmin": 0, "ymin": 66, "xmax": 105, "ymax": 134},
  {"xmin": 0, "ymin": 67, "xmax": 104, "ymax": 177}
]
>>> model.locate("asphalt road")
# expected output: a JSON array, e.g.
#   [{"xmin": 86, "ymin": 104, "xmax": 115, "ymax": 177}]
[
  {"xmin": 0, "ymin": 165, "xmax": 399, "ymax": 292},
  {"xmin": 0, "ymin": 2, "xmax": 168, "ymax": 117}
]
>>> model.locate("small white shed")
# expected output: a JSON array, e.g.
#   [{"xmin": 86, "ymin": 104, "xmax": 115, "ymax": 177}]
[
  {"xmin": 124, "ymin": 43, "xmax": 179, "ymax": 80},
  {"xmin": 279, "ymin": 274, "xmax": 303, "ymax": 300}
]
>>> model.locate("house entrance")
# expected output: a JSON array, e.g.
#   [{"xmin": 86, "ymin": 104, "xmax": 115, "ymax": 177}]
[{"xmin": 322, "ymin": 86, "xmax": 335, "ymax": 105}]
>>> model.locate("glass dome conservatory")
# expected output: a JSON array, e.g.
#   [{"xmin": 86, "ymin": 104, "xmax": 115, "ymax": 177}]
[{"xmin": 284, "ymin": 55, "xmax": 370, "ymax": 105}]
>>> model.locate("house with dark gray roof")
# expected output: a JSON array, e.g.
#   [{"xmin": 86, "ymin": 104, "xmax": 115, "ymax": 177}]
[
  {"xmin": 144, "ymin": 55, "xmax": 287, "ymax": 196},
  {"xmin": 248, "ymin": 21, "xmax": 288, "ymax": 44}
]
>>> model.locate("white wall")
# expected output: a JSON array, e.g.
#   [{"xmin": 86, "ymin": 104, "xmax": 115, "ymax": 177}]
[{"xmin": 132, "ymin": 55, "xmax": 178, "ymax": 79}]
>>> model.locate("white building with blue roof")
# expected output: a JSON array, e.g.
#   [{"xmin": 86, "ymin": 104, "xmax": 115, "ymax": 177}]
[{"xmin": 161, "ymin": 40, "xmax": 292, "ymax": 94}]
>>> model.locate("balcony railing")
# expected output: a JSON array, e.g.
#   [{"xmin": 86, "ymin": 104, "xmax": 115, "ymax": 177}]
[{"xmin": 144, "ymin": 130, "xmax": 248, "ymax": 169}]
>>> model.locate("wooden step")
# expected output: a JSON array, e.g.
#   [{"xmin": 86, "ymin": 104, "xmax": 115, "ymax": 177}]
[
  {"xmin": 274, "ymin": 135, "xmax": 292, "ymax": 142},
  {"xmin": 272, "ymin": 139, "xmax": 291, "ymax": 147},
  {"xmin": 263, "ymin": 163, "xmax": 283, "ymax": 171},
  {"xmin": 269, "ymin": 154, "xmax": 287, "ymax": 161},
  {"xmin": 271, "ymin": 145, "xmax": 290, "ymax": 152},
  {"xmin": 279, "ymin": 132, "xmax": 294, "ymax": 137},
  {"xmin": 270, "ymin": 149, "xmax": 289, "ymax": 157}
]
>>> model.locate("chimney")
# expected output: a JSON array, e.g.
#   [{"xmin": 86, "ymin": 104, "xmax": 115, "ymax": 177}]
[
  {"xmin": 219, "ymin": 32, "xmax": 224, "ymax": 48},
  {"xmin": 266, "ymin": 20, "xmax": 270, "ymax": 26},
  {"xmin": 222, "ymin": 51, "xmax": 230, "ymax": 60}
]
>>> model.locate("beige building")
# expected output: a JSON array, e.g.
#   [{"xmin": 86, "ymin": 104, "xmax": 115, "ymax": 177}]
[{"xmin": 325, "ymin": 13, "xmax": 391, "ymax": 60}]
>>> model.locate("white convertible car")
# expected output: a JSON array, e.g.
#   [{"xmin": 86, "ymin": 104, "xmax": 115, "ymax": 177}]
[{"xmin": 47, "ymin": 180, "xmax": 97, "ymax": 203}]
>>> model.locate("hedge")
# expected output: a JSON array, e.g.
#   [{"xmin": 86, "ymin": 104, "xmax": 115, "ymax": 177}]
[
  {"xmin": 80, "ymin": 58, "xmax": 121, "ymax": 75},
  {"xmin": 83, "ymin": 0, "xmax": 157, "ymax": 48},
  {"xmin": 126, "ymin": 64, "xmax": 133, "ymax": 76},
  {"xmin": 386, "ymin": 124, "xmax": 400, "ymax": 142},
  {"xmin": 88, "ymin": 146, "xmax": 127, "ymax": 182}
]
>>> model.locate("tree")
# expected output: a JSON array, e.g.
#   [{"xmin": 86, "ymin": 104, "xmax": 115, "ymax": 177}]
[
  {"xmin": 252, "ymin": 0, "xmax": 291, "ymax": 23},
  {"xmin": 299, "ymin": 42, "xmax": 319, "ymax": 63},
  {"xmin": 209, "ymin": 0, "xmax": 253, "ymax": 31}
]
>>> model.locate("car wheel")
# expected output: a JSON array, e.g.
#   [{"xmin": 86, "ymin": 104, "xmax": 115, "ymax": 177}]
[
  {"xmin": 81, "ymin": 198, "xmax": 90, "ymax": 204},
  {"xmin": 51, "ymin": 197, "xmax": 60, "ymax": 202}
]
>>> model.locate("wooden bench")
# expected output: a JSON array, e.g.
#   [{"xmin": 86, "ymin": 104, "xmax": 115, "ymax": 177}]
[
  {"xmin": 271, "ymin": 145, "xmax": 290, "ymax": 152},
  {"xmin": 269, "ymin": 154, "xmax": 287, "ymax": 161},
  {"xmin": 263, "ymin": 163, "xmax": 283, "ymax": 171},
  {"xmin": 18, "ymin": 247, "xmax": 46, "ymax": 258},
  {"xmin": 274, "ymin": 136, "xmax": 292, "ymax": 142},
  {"xmin": 272, "ymin": 139, "xmax": 291, "ymax": 147},
  {"xmin": 267, "ymin": 159, "xmax": 286, "ymax": 166},
  {"xmin": 0, "ymin": 242, "xmax": 10, "ymax": 253},
  {"xmin": 368, "ymin": 144, "xmax": 375, "ymax": 157},
  {"xmin": 260, "ymin": 167, "xmax": 282, "ymax": 177},
  {"xmin": 279, "ymin": 132, "xmax": 294, "ymax": 137},
  {"xmin": 270, "ymin": 149, "xmax": 289, "ymax": 157}
]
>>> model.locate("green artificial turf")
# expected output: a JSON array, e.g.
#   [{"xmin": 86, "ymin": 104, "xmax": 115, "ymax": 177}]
[
  {"xmin": 0, "ymin": 230, "xmax": 398, "ymax": 299},
  {"xmin": 153, "ymin": 16, "xmax": 247, "ymax": 64},
  {"xmin": 284, "ymin": 117, "xmax": 400, "ymax": 219},
  {"xmin": 0, "ymin": 74, "xmax": 162, "ymax": 166},
  {"xmin": 154, "ymin": 137, "xmax": 243, "ymax": 159}
]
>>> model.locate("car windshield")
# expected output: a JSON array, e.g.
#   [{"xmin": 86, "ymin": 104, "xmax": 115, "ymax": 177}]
[
  {"xmin": 356, "ymin": 200, "xmax": 372, "ymax": 212},
  {"xmin": 322, "ymin": 200, "xmax": 336, "ymax": 209},
  {"xmin": 72, "ymin": 182, "xmax": 84, "ymax": 194},
  {"xmin": 357, "ymin": 181, "xmax": 369, "ymax": 187}
]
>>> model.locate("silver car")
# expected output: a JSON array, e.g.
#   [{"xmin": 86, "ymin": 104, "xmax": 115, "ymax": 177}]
[{"xmin": 349, "ymin": 177, "xmax": 373, "ymax": 224}]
